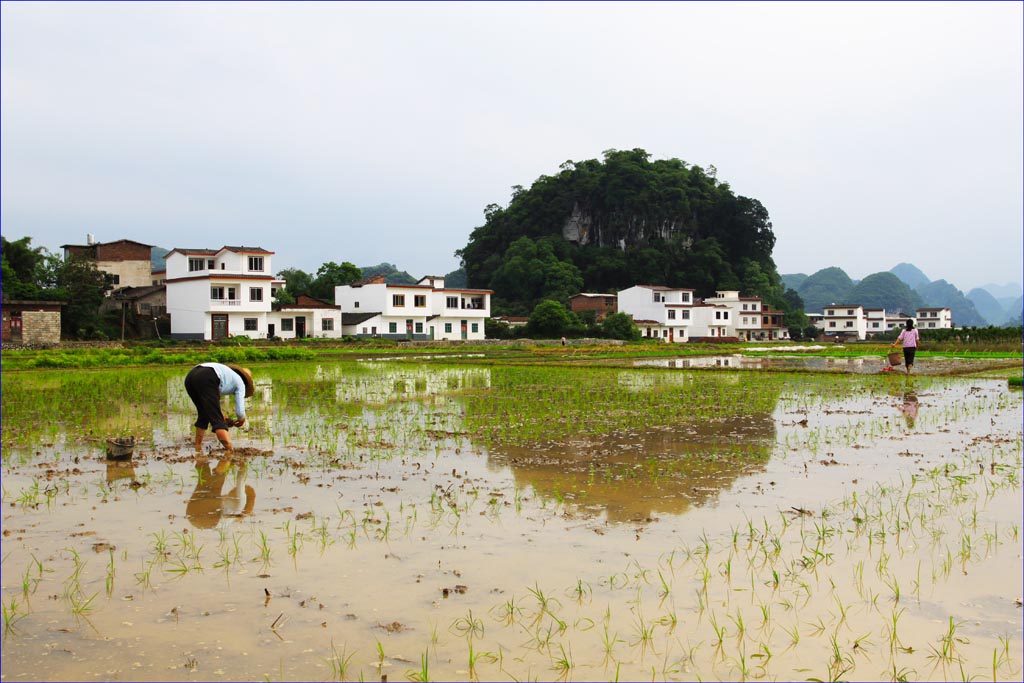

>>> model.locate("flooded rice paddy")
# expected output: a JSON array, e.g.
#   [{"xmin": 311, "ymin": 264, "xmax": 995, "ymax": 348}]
[{"xmin": 1, "ymin": 356, "xmax": 1021, "ymax": 681}]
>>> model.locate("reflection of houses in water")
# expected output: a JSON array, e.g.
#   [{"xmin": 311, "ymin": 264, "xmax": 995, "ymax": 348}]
[
  {"xmin": 634, "ymin": 356, "xmax": 763, "ymax": 370},
  {"xmin": 335, "ymin": 365, "xmax": 491, "ymax": 405},
  {"xmin": 486, "ymin": 411, "xmax": 777, "ymax": 523}
]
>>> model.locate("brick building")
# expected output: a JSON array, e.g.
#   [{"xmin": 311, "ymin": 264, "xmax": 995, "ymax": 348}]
[
  {"xmin": 61, "ymin": 236, "xmax": 154, "ymax": 289},
  {"xmin": 568, "ymin": 292, "xmax": 618, "ymax": 321},
  {"xmin": 2, "ymin": 298, "xmax": 65, "ymax": 345}
]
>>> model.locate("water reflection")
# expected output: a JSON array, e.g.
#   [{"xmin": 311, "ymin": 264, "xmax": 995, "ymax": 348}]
[
  {"xmin": 186, "ymin": 456, "xmax": 255, "ymax": 529},
  {"xmin": 901, "ymin": 390, "xmax": 919, "ymax": 428},
  {"xmin": 105, "ymin": 459, "xmax": 136, "ymax": 483},
  {"xmin": 487, "ymin": 411, "xmax": 776, "ymax": 522}
]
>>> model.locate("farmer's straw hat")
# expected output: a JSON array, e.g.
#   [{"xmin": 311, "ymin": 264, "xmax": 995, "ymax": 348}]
[{"xmin": 227, "ymin": 364, "xmax": 254, "ymax": 398}]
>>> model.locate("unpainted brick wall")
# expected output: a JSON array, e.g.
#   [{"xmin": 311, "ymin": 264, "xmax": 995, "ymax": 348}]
[{"xmin": 22, "ymin": 310, "xmax": 62, "ymax": 345}]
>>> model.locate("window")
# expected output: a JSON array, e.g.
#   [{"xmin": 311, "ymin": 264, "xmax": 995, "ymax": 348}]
[
  {"xmin": 826, "ymin": 309, "xmax": 834, "ymax": 316},
  {"xmin": 715, "ymin": 311, "xmax": 722, "ymax": 320},
  {"xmin": 469, "ymin": 296, "xmax": 484, "ymax": 309},
  {"xmin": 110, "ymin": 274, "xmax": 120, "ymax": 285},
  {"xmin": 471, "ymin": 323, "xmax": 478, "ymax": 333},
  {"xmin": 680, "ymin": 310, "xmax": 689, "ymax": 320},
  {"xmin": 872, "ymin": 322, "xmax": 879, "ymax": 328},
  {"xmin": 681, "ymin": 293, "xmax": 690, "ymax": 303},
  {"xmin": 847, "ymin": 309, "xmax": 854, "ymax": 315},
  {"xmin": 668, "ymin": 309, "xmax": 676, "ymax": 320},
  {"xmin": 208, "ymin": 259, "xmax": 216, "ymax": 270},
  {"xmin": 281, "ymin": 318, "xmax": 293, "ymax": 331},
  {"xmin": 845, "ymin": 321, "xmax": 854, "ymax": 328},
  {"xmin": 415, "ymin": 322, "xmax": 423, "ymax": 333},
  {"xmin": 189, "ymin": 258, "xmax": 205, "ymax": 272},
  {"xmin": 446, "ymin": 296, "xmax": 458, "ymax": 309},
  {"xmin": 249, "ymin": 287, "xmax": 263, "ymax": 302},
  {"xmin": 354, "ymin": 301, "xmax": 360, "ymax": 308},
  {"xmin": 322, "ymin": 318, "xmax": 334, "ymax": 331},
  {"xmin": 248, "ymin": 256, "xmax": 264, "ymax": 272},
  {"xmin": 653, "ymin": 292, "xmax": 662, "ymax": 302},
  {"xmin": 211, "ymin": 287, "xmax": 225, "ymax": 300},
  {"xmin": 829, "ymin": 321, "xmax": 836, "ymax": 328},
  {"xmin": 751, "ymin": 304, "xmax": 758, "ymax": 311},
  {"xmin": 244, "ymin": 318, "xmax": 258, "ymax": 331},
  {"xmin": 444, "ymin": 323, "xmax": 453, "ymax": 333},
  {"xmin": 392, "ymin": 294, "xmax": 405, "ymax": 307},
  {"xmin": 389, "ymin": 322, "xmax": 397, "ymax": 333},
  {"xmin": 414, "ymin": 295, "xmax": 426, "ymax": 307},
  {"xmin": 742, "ymin": 304, "xmax": 748, "ymax": 311},
  {"xmin": 929, "ymin": 322, "xmax": 936, "ymax": 328}
]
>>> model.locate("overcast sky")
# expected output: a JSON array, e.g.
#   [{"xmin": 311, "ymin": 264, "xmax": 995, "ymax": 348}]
[{"xmin": 3, "ymin": 1, "xmax": 1021, "ymax": 292}]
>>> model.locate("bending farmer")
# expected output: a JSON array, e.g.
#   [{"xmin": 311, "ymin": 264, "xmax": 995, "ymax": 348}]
[{"xmin": 184, "ymin": 362, "xmax": 254, "ymax": 451}]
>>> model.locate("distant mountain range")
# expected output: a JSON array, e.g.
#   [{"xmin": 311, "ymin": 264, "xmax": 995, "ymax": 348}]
[{"xmin": 782, "ymin": 263, "xmax": 1022, "ymax": 327}]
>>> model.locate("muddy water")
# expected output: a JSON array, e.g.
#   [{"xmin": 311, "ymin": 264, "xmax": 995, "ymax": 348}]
[{"xmin": 1, "ymin": 361, "xmax": 1021, "ymax": 682}]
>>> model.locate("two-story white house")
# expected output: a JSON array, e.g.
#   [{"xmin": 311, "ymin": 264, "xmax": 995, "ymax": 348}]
[
  {"xmin": 335, "ymin": 275, "xmax": 491, "ymax": 341},
  {"xmin": 821, "ymin": 304, "xmax": 867, "ymax": 340},
  {"xmin": 165, "ymin": 246, "xmax": 282, "ymax": 340},
  {"xmin": 915, "ymin": 307, "xmax": 953, "ymax": 330},
  {"xmin": 701, "ymin": 290, "xmax": 788, "ymax": 341},
  {"xmin": 617, "ymin": 284, "xmax": 695, "ymax": 342}
]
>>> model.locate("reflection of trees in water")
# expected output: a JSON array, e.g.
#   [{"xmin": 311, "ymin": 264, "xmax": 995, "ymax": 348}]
[
  {"xmin": 2, "ymin": 369, "xmax": 173, "ymax": 453},
  {"xmin": 463, "ymin": 367, "xmax": 784, "ymax": 523}
]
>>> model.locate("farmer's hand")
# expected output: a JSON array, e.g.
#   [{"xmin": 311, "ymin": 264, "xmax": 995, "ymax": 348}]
[{"xmin": 234, "ymin": 416, "xmax": 246, "ymax": 427}]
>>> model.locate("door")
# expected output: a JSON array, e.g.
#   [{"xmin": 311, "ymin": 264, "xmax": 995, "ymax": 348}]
[
  {"xmin": 296, "ymin": 317, "xmax": 306, "ymax": 338},
  {"xmin": 461, "ymin": 320, "xmax": 468, "ymax": 340},
  {"xmin": 268, "ymin": 323, "xmax": 275, "ymax": 339},
  {"xmin": 212, "ymin": 314, "xmax": 228, "ymax": 340},
  {"xmin": 406, "ymin": 319, "xmax": 413, "ymax": 340}
]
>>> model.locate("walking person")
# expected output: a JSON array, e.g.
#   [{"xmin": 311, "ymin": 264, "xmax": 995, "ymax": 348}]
[
  {"xmin": 184, "ymin": 362, "xmax": 254, "ymax": 451},
  {"xmin": 890, "ymin": 320, "xmax": 920, "ymax": 375}
]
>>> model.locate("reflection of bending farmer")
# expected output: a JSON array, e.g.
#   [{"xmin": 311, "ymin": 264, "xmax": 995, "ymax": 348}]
[
  {"xmin": 184, "ymin": 363, "xmax": 254, "ymax": 451},
  {"xmin": 186, "ymin": 457, "xmax": 256, "ymax": 529}
]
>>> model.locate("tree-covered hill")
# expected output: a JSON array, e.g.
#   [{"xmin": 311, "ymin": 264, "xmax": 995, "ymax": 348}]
[
  {"xmin": 916, "ymin": 279, "xmax": 987, "ymax": 327},
  {"xmin": 847, "ymin": 272, "xmax": 923, "ymax": 314},
  {"xmin": 457, "ymin": 148, "xmax": 793, "ymax": 317},
  {"xmin": 795, "ymin": 267, "xmax": 855, "ymax": 313}
]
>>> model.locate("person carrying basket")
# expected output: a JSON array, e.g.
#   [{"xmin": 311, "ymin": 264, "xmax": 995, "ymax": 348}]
[{"xmin": 890, "ymin": 320, "xmax": 920, "ymax": 375}]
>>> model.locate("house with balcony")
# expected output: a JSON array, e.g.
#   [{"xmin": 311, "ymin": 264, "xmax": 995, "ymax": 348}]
[
  {"xmin": 915, "ymin": 307, "xmax": 953, "ymax": 330},
  {"xmin": 165, "ymin": 246, "xmax": 282, "ymax": 340},
  {"xmin": 617, "ymin": 285, "xmax": 695, "ymax": 342},
  {"xmin": 821, "ymin": 304, "xmax": 867, "ymax": 340},
  {"xmin": 688, "ymin": 304, "xmax": 734, "ymax": 340},
  {"xmin": 61, "ymin": 236, "xmax": 155, "ymax": 290},
  {"xmin": 335, "ymin": 275, "xmax": 491, "ymax": 340}
]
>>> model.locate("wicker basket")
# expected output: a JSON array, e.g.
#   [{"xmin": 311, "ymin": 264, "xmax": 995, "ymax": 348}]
[
  {"xmin": 887, "ymin": 351, "xmax": 902, "ymax": 367},
  {"xmin": 105, "ymin": 436, "xmax": 135, "ymax": 460}
]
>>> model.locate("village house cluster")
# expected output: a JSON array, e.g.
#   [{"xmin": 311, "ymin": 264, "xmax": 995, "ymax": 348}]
[{"xmin": 2, "ymin": 236, "xmax": 954, "ymax": 344}]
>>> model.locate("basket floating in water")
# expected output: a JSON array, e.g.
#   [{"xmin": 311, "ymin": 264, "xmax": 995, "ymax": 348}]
[{"xmin": 106, "ymin": 436, "xmax": 135, "ymax": 460}]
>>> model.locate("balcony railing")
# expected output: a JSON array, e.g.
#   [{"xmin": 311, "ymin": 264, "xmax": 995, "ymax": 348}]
[{"xmin": 211, "ymin": 299, "xmax": 242, "ymax": 307}]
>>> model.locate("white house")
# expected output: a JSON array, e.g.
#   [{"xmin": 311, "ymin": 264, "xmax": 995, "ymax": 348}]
[
  {"xmin": 821, "ymin": 304, "xmax": 867, "ymax": 340},
  {"xmin": 165, "ymin": 246, "xmax": 282, "ymax": 340},
  {"xmin": 688, "ymin": 303, "xmax": 733, "ymax": 339},
  {"xmin": 702, "ymin": 290, "xmax": 788, "ymax": 341},
  {"xmin": 272, "ymin": 294, "xmax": 343, "ymax": 339},
  {"xmin": 617, "ymin": 285, "xmax": 695, "ymax": 342},
  {"xmin": 915, "ymin": 307, "xmax": 953, "ymax": 330},
  {"xmin": 335, "ymin": 275, "xmax": 491, "ymax": 341}
]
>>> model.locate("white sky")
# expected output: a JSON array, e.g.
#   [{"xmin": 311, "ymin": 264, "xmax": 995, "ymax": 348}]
[{"xmin": 2, "ymin": 1, "xmax": 1022, "ymax": 292}]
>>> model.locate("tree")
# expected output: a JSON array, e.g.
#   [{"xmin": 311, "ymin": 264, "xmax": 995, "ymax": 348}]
[
  {"xmin": 277, "ymin": 268, "xmax": 313, "ymax": 299},
  {"xmin": 527, "ymin": 300, "xmax": 576, "ymax": 338},
  {"xmin": 56, "ymin": 256, "xmax": 114, "ymax": 337},
  {"xmin": 309, "ymin": 262, "xmax": 361, "ymax": 303},
  {"xmin": 600, "ymin": 312, "xmax": 641, "ymax": 341}
]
